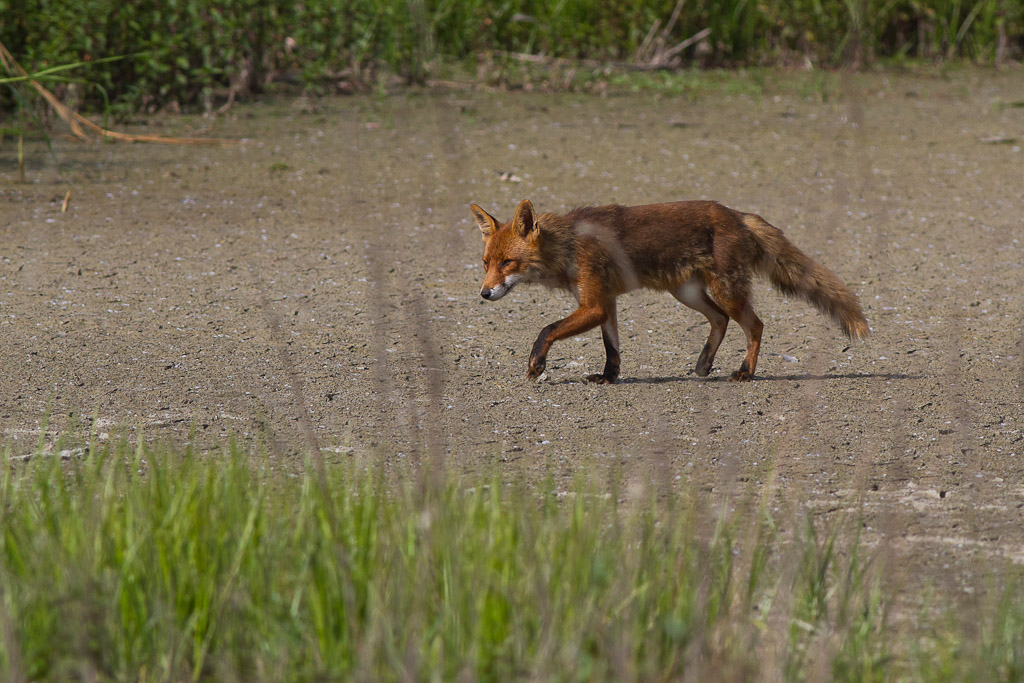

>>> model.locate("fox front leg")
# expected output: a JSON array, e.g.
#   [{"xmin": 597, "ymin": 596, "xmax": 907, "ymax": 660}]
[
  {"xmin": 527, "ymin": 323, "xmax": 554, "ymax": 379},
  {"xmin": 527, "ymin": 305, "xmax": 608, "ymax": 380},
  {"xmin": 586, "ymin": 300, "xmax": 619, "ymax": 384}
]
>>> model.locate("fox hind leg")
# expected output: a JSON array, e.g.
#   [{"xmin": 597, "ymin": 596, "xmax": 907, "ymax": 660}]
[
  {"xmin": 728, "ymin": 301, "xmax": 763, "ymax": 381},
  {"xmin": 673, "ymin": 278, "xmax": 729, "ymax": 377},
  {"xmin": 705, "ymin": 276, "xmax": 763, "ymax": 381}
]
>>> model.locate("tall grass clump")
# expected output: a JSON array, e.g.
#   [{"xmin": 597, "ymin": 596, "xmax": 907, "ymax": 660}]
[
  {"xmin": 2, "ymin": 0, "xmax": 1022, "ymax": 112},
  {"xmin": 0, "ymin": 436, "xmax": 905, "ymax": 681}
]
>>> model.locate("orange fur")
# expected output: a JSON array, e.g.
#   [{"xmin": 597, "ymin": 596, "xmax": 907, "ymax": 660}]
[{"xmin": 470, "ymin": 199, "xmax": 868, "ymax": 383}]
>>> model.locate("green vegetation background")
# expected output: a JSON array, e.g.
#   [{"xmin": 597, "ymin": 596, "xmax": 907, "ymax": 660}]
[{"xmin": 2, "ymin": 0, "xmax": 1022, "ymax": 112}]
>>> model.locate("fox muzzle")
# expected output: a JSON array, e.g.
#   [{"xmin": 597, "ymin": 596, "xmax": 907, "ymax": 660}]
[
  {"xmin": 481, "ymin": 273, "xmax": 522, "ymax": 301},
  {"xmin": 480, "ymin": 284, "xmax": 507, "ymax": 301}
]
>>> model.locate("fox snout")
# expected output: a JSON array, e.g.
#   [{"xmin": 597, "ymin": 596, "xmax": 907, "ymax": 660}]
[
  {"xmin": 480, "ymin": 282, "xmax": 510, "ymax": 301},
  {"xmin": 480, "ymin": 269, "xmax": 525, "ymax": 300},
  {"xmin": 481, "ymin": 270, "xmax": 526, "ymax": 300}
]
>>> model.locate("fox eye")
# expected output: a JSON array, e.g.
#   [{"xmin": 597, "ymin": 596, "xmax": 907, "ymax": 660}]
[
  {"xmin": 482, "ymin": 259, "xmax": 489, "ymax": 269},
  {"xmin": 501, "ymin": 259, "xmax": 514, "ymax": 269}
]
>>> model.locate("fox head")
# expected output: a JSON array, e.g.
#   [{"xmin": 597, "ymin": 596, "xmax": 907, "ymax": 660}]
[{"xmin": 470, "ymin": 199, "xmax": 543, "ymax": 301}]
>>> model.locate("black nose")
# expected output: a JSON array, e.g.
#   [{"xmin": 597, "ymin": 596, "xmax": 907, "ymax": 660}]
[{"xmin": 480, "ymin": 288, "xmax": 491, "ymax": 299}]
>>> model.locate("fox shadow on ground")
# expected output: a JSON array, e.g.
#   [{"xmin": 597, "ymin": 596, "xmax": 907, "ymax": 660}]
[{"xmin": 549, "ymin": 371, "xmax": 921, "ymax": 385}]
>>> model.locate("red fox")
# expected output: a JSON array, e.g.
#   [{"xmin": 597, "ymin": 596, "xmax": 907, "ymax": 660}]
[{"xmin": 470, "ymin": 199, "xmax": 868, "ymax": 383}]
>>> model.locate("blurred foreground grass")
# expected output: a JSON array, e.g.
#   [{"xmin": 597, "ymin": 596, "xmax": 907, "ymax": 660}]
[{"xmin": 1, "ymin": 437, "xmax": 1022, "ymax": 681}]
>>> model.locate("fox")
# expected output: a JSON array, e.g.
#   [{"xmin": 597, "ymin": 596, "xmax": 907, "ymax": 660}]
[{"xmin": 470, "ymin": 198, "xmax": 868, "ymax": 383}]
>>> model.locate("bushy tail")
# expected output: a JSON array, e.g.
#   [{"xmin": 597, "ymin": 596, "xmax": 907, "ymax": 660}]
[{"xmin": 743, "ymin": 214, "xmax": 869, "ymax": 339}]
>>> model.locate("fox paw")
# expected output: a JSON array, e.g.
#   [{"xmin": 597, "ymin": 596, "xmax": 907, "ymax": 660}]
[
  {"xmin": 729, "ymin": 368, "xmax": 754, "ymax": 382},
  {"xmin": 728, "ymin": 360, "xmax": 753, "ymax": 382},
  {"xmin": 585, "ymin": 373, "xmax": 617, "ymax": 384},
  {"xmin": 527, "ymin": 357, "xmax": 546, "ymax": 379},
  {"xmin": 695, "ymin": 347, "xmax": 713, "ymax": 376}
]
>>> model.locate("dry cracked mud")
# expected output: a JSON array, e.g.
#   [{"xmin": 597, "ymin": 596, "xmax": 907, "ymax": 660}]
[{"xmin": 2, "ymin": 68, "xmax": 1023, "ymax": 592}]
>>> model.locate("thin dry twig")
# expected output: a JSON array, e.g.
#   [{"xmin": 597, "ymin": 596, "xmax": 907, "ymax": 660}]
[
  {"xmin": 424, "ymin": 79, "xmax": 499, "ymax": 92},
  {"xmin": 0, "ymin": 40, "xmax": 235, "ymax": 147},
  {"xmin": 493, "ymin": 23, "xmax": 710, "ymax": 75},
  {"xmin": 635, "ymin": 0, "xmax": 710, "ymax": 68}
]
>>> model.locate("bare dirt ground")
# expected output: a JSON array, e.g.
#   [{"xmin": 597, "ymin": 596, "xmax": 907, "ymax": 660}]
[{"xmin": 2, "ymin": 68, "xmax": 1022, "ymax": 590}]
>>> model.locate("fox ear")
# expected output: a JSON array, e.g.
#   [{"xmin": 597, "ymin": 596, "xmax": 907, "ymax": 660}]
[
  {"xmin": 470, "ymin": 204, "xmax": 499, "ymax": 241},
  {"xmin": 512, "ymin": 199, "xmax": 536, "ymax": 239}
]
